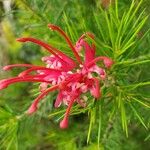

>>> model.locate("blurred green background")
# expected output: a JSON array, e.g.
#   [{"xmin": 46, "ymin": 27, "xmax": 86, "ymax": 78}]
[{"xmin": 0, "ymin": 0, "xmax": 149, "ymax": 149}]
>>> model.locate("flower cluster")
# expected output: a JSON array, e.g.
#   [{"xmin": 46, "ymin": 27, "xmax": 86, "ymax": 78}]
[{"xmin": 0, "ymin": 24, "xmax": 113, "ymax": 128}]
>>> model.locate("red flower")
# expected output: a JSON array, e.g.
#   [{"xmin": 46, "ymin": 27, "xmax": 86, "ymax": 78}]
[{"xmin": 0, "ymin": 24, "xmax": 113, "ymax": 128}]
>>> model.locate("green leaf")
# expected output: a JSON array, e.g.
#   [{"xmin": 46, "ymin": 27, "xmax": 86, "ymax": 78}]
[
  {"xmin": 123, "ymin": 82, "xmax": 150, "ymax": 90},
  {"xmin": 129, "ymin": 103, "xmax": 148, "ymax": 129},
  {"xmin": 120, "ymin": 99, "xmax": 128, "ymax": 137},
  {"xmin": 87, "ymin": 102, "xmax": 96, "ymax": 143},
  {"xmin": 132, "ymin": 97, "xmax": 150, "ymax": 108}
]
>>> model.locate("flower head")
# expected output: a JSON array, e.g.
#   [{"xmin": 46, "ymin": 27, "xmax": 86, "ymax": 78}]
[{"xmin": 0, "ymin": 24, "xmax": 113, "ymax": 128}]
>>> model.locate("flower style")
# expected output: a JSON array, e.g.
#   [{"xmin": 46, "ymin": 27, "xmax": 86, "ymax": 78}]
[{"xmin": 0, "ymin": 24, "xmax": 113, "ymax": 128}]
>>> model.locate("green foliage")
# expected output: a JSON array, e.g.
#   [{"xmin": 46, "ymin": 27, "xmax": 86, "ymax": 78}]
[
  {"xmin": 0, "ymin": 106, "xmax": 19, "ymax": 150},
  {"xmin": 0, "ymin": 0, "xmax": 149, "ymax": 149}
]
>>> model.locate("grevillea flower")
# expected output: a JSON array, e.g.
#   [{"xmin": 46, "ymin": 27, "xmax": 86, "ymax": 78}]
[{"xmin": 0, "ymin": 24, "xmax": 113, "ymax": 128}]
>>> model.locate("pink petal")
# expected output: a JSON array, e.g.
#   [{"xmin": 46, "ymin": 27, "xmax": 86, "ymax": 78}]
[
  {"xmin": 82, "ymin": 41, "xmax": 95, "ymax": 64},
  {"xmin": 75, "ymin": 32, "xmax": 95, "ymax": 64},
  {"xmin": 77, "ymin": 98, "xmax": 86, "ymax": 107},
  {"xmin": 75, "ymin": 32, "xmax": 95, "ymax": 52},
  {"xmin": 89, "ymin": 65, "xmax": 106, "ymax": 80},
  {"xmin": 54, "ymin": 91, "xmax": 63, "ymax": 108},
  {"xmin": 39, "ymin": 82, "xmax": 48, "ymax": 92},
  {"xmin": 90, "ymin": 78, "xmax": 101, "ymax": 99},
  {"xmin": 42, "ymin": 55, "xmax": 75, "ymax": 71}
]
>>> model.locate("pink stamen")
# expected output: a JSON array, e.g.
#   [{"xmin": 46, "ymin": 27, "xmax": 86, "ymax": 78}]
[
  {"xmin": 60, "ymin": 96, "xmax": 76, "ymax": 129},
  {"xmin": 27, "ymin": 85, "xmax": 59, "ymax": 114},
  {"xmin": 17, "ymin": 37, "xmax": 76, "ymax": 68},
  {"xmin": 26, "ymin": 74, "xmax": 50, "ymax": 79},
  {"xmin": 3, "ymin": 64, "xmax": 35, "ymax": 71},
  {"xmin": 16, "ymin": 38, "xmax": 65, "ymax": 63},
  {"xmin": 17, "ymin": 38, "xmax": 63, "ymax": 63},
  {"xmin": 0, "ymin": 77, "xmax": 52, "ymax": 90},
  {"xmin": 59, "ymin": 117, "xmax": 68, "ymax": 129},
  {"xmin": 87, "ymin": 56, "xmax": 114, "ymax": 68},
  {"xmin": 0, "ymin": 80, "xmax": 8, "ymax": 90},
  {"xmin": 17, "ymin": 38, "xmax": 56, "ymax": 55},
  {"xmin": 48, "ymin": 24, "xmax": 82, "ymax": 64},
  {"xmin": 18, "ymin": 66, "xmax": 62, "ymax": 77}
]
